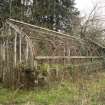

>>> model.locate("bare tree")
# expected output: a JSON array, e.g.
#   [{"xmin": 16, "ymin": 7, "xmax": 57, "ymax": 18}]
[{"xmin": 80, "ymin": 2, "xmax": 105, "ymax": 40}]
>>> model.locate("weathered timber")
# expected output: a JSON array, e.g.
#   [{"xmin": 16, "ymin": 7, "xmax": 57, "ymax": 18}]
[
  {"xmin": 0, "ymin": 18, "xmax": 104, "ymax": 89},
  {"xmin": 35, "ymin": 56, "xmax": 103, "ymax": 60},
  {"xmin": 8, "ymin": 18, "xmax": 83, "ymax": 43},
  {"xmin": 14, "ymin": 31, "xmax": 17, "ymax": 66},
  {"xmin": 19, "ymin": 34, "xmax": 22, "ymax": 63}
]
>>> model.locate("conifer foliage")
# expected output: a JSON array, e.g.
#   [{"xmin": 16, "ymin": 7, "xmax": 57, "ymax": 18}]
[{"xmin": 0, "ymin": 0, "xmax": 79, "ymax": 32}]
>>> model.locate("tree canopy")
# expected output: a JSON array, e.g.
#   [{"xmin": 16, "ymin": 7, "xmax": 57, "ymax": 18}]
[
  {"xmin": 0, "ymin": 0, "xmax": 9, "ymax": 18},
  {"xmin": 0, "ymin": 0, "xmax": 80, "ymax": 33}
]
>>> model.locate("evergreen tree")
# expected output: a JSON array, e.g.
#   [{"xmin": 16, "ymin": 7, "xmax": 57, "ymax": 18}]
[
  {"xmin": 0, "ymin": 0, "xmax": 80, "ymax": 33},
  {"xmin": 32, "ymin": 0, "xmax": 79, "ymax": 32},
  {"xmin": 0, "ymin": 0, "xmax": 9, "ymax": 18},
  {"xmin": 0, "ymin": 0, "xmax": 9, "ymax": 27}
]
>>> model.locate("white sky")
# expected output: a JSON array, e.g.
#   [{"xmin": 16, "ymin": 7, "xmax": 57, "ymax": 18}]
[{"xmin": 75, "ymin": 0, "xmax": 104, "ymax": 16}]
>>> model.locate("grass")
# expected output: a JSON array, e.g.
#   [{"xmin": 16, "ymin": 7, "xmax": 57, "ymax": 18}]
[
  {"xmin": 0, "ymin": 82, "xmax": 78, "ymax": 105},
  {"xmin": 1, "ymin": 71, "xmax": 105, "ymax": 105}
]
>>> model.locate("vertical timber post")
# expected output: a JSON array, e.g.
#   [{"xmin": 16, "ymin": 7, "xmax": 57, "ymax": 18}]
[
  {"xmin": 3, "ymin": 42, "xmax": 5, "ymax": 61},
  {"xmin": 2, "ymin": 41, "xmax": 6, "ymax": 86},
  {"xmin": 14, "ymin": 32, "xmax": 17, "ymax": 66},
  {"xmin": 19, "ymin": 34, "xmax": 22, "ymax": 63},
  {"xmin": 26, "ymin": 40, "xmax": 29, "ymax": 63}
]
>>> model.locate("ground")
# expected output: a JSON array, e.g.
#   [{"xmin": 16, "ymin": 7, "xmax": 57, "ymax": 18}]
[{"xmin": 0, "ymin": 71, "xmax": 105, "ymax": 105}]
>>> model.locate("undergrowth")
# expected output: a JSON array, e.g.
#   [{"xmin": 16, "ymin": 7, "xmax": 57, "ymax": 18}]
[{"xmin": 0, "ymin": 71, "xmax": 105, "ymax": 105}]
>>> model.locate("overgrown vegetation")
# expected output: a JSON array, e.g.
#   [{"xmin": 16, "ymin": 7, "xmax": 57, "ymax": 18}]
[
  {"xmin": 0, "ymin": 71, "xmax": 105, "ymax": 105},
  {"xmin": 0, "ymin": 1, "xmax": 105, "ymax": 105}
]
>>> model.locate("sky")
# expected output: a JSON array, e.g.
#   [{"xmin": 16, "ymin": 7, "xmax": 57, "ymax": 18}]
[
  {"xmin": 75, "ymin": 0, "xmax": 94, "ymax": 16},
  {"xmin": 75, "ymin": 0, "xmax": 104, "ymax": 16}
]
